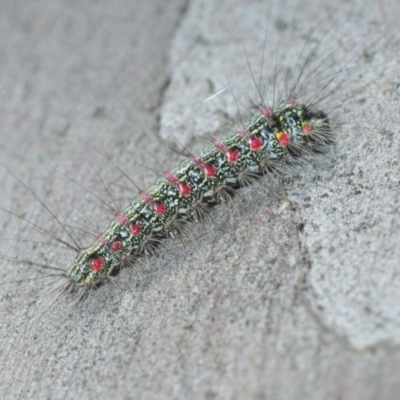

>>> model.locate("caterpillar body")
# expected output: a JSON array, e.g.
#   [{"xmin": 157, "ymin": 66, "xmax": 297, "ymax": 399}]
[
  {"xmin": 68, "ymin": 102, "xmax": 330, "ymax": 293},
  {"xmin": 1, "ymin": 17, "xmax": 369, "ymax": 305}
]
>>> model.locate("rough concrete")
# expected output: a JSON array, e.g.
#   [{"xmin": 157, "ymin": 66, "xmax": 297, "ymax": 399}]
[{"xmin": 0, "ymin": 0, "xmax": 399, "ymax": 399}]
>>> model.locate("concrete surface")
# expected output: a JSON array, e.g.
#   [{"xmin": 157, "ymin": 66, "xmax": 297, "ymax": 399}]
[{"xmin": 0, "ymin": 0, "xmax": 399, "ymax": 399}]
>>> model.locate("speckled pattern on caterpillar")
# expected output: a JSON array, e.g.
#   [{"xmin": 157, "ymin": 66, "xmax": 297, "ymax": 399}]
[{"xmin": 67, "ymin": 102, "xmax": 331, "ymax": 293}]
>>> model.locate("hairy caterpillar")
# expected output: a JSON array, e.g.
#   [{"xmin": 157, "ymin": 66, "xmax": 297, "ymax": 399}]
[
  {"xmin": 3, "ymin": 35, "xmax": 337, "ymax": 301},
  {"xmin": 71, "ymin": 101, "xmax": 330, "ymax": 290},
  {"xmin": 1, "ymin": 1, "xmax": 397, "ymax": 399},
  {"xmin": 1, "ymin": 11, "xmax": 368, "ymax": 304}
]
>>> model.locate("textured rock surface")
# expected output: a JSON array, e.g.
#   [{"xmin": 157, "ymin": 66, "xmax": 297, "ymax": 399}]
[{"xmin": 1, "ymin": 0, "xmax": 399, "ymax": 399}]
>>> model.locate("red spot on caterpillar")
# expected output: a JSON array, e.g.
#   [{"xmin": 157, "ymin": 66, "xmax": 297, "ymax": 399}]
[
  {"xmin": 227, "ymin": 149, "xmax": 239, "ymax": 163},
  {"xmin": 91, "ymin": 257, "xmax": 105, "ymax": 272},
  {"xmin": 249, "ymin": 136, "xmax": 263, "ymax": 151},
  {"xmin": 204, "ymin": 164, "xmax": 216, "ymax": 178},
  {"xmin": 116, "ymin": 213, "xmax": 129, "ymax": 225},
  {"xmin": 188, "ymin": 154, "xmax": 216, "ymax": 178},
  {"xmin": 276, "ymin": 132, "xmax": 290, "ymax": 147},
  {"xmin": 178, "ymin": 182, "xmax": 192, "ymax": 195},
  {"xmin": 130, "ymin": 223, "xmax": 142, "ymax": 235},
  {"xmin": 303, "ymin": 124, "xmax": 312, "ymax": 135},
  {"xmin": 111, "ymin": 241, "xmax": 122, "ymax": 251},
  {"xmin": 260, "ymin": 107, "xmax": 274, "ymax": 118},
  {"xmin": 154, "ymin": 202, "xmax": 166, "ymax": 214},
  {"xmin": 165, "ymin": 171, "xmax": 191, "ymax": 195},
  {"xmin": 206, "ymin": 140, "xmax": 239, "ymax": 164}
]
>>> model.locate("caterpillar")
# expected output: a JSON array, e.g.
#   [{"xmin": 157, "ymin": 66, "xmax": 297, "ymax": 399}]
[
  {"xmin": 3, "ymin": 40, "xmax": 340, "ymax": 303},
  {"xmin": 64, "ymin": 102, "xmax": 331, "ymax": 294},
  {"xmin": 2, "ymin": 84, "xmax": 333, "ymax": 303},
  {"xmin": 0, "ymin": 5, "xmax": 385, "ymax": 315}
]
